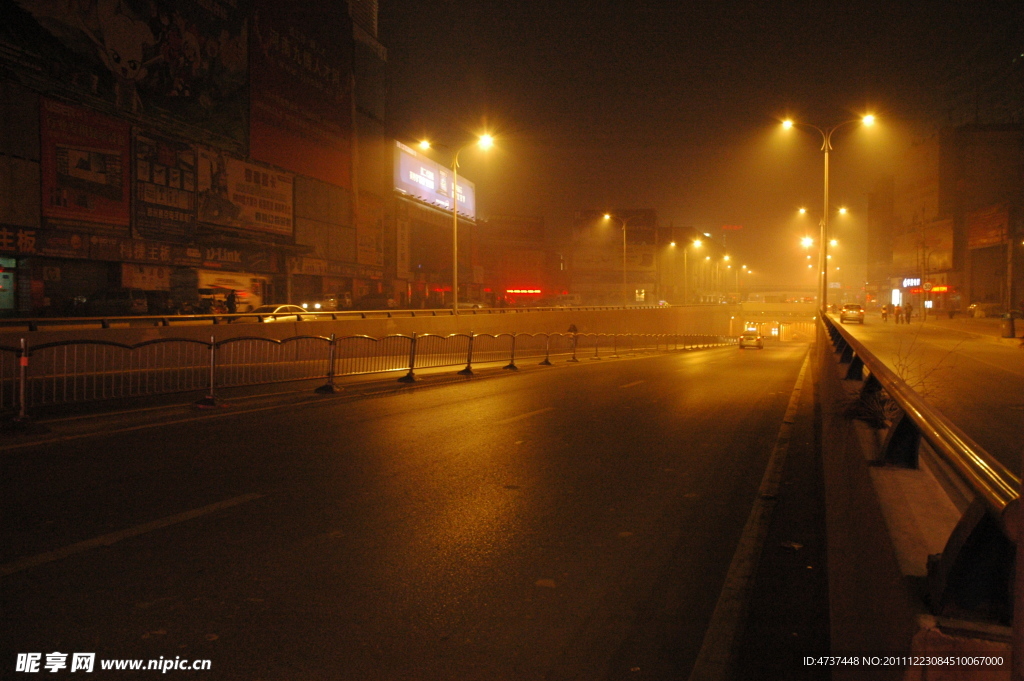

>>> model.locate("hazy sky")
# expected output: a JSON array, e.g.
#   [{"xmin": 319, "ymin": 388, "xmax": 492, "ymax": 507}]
[{"xmin": 379, "ymin": 1, "xmax": 1021, "ymax": 285}]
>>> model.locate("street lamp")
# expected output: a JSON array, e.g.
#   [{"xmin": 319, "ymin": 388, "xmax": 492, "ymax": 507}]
[
  {"xmin": 683, "ymin": 238, "xmax": 702, "ymax": 304},
  {"xmin": 783, "ymin": 114, "xmax": 875, "ymax": 311},
  {"xmin": 420, "ymin": 134, "xmax": 494, "ymax": 314},
  {"xmin": 603, "ymin": 213, "xmax": 639, "ymax": 306}
]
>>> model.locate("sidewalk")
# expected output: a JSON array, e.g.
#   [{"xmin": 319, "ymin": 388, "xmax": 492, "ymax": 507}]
[{"xmin": 904, "ymin": 312, "xmax": 1022, "ymax": 344}]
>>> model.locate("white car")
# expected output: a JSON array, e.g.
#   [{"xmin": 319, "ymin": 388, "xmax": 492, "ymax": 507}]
[{"xmin": 738, "ymin": 333, "xmax": 764, "ymax": 349}]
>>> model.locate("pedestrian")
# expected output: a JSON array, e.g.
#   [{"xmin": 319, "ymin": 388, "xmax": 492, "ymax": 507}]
[
  {"xmin": 881, "ymin": 304, "xmax": 888, "ymax": 322},
  {"xmin": 226, "ymin": 289, "xmax": 237, "ymax": 314},
  {"xmin": 894, "ymin": 304, "xmax": 903, "ymax": 324},
  {"xmin": 904, "ymin": 302, "xmax": 912, "ymax": 323}
]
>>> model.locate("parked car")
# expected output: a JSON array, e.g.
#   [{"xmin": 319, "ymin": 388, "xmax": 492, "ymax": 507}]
[
  {"xmin": 354, "ymin": 293, "xmax": 396, "ymax": 310},
  {"xmin": 839, "ymin": 303, "xmax": 865, "ymax": 324},
  {"xmin": 84, "ymin": 288, "xmax": 149, "ymax": 316},
  {"xmin": 738, "ymin": 332, "xmax": 764, "ymax": 349}
]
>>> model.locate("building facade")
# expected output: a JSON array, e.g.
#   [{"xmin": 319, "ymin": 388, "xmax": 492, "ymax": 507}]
[{"xmin": 0, "ymin": 0, "xmax": 384, "ymax": 315}]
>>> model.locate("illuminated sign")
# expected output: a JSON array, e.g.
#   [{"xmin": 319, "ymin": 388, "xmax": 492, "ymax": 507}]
[
  {"xmin": 506, "ymin": 289, "xmax": 542, "ymax": 294},
  {"xmin": 930, "ymin": 285, "xmax": 949, "ymax": 293},
  {"xmin": 393, "ymin": 142, "xmax": 476, "ymax": 219},
  {"xmin": 902, "ymin": 277, "xmax": 921, "ymax": 288}
]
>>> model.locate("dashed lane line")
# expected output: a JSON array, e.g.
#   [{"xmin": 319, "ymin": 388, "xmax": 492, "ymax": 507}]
[{"xmin": 0, "ymin": 493, "xmax": 263, "ymax": 578}]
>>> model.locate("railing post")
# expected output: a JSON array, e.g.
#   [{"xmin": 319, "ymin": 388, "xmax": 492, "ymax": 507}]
[
  {"xmin": 504, "ymin": 333, "xmax": 519, "ymax": 371},
  {"xmin": 611, "ymin": 334, "xmax": 619, "ymax": 358},
  {"xmin": 539, "ymin": 334, "xmax": 552, "ymax": 365},
  {"xmin": 16, "ymin": 338, "xmax": 28, "ymax": 422},
  {"xmin": 459, "ymin": 333, "xmax": 475, "ymax": 375},
  {"xmin": 195, "ymin": 336, "xmax": 219, "ymax": 408},
  {"xmin": 398, "ymin": 333, "xmax": 417, "ymax": 383},
  {"xmin": 316, "ymin": 333, "xmax": 339, "ymax": 393},
  {"xmin": 591, "ymin": 334, "xmax": 601, "ymax": 360}
]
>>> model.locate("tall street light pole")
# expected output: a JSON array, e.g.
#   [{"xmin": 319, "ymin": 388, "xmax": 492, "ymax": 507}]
[
  {"xmin": 783, "ymin": 115, "xmax": 874, "ymax": 312},
  {"xmin": 683, "ymin": 238, "xmax": 702, "ymax": 304},
  {"xmin": 420, "ymin": 134, "xmax": 493, "ymax": 316},
  {"xmin": 604, "ymin": 213, "xmax": 638, "ymax": 306}
]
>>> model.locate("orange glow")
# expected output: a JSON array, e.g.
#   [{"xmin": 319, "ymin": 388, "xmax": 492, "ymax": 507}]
[{"xmin": 506, "ymin": 289, "xmax": 542, "ymax": 294}]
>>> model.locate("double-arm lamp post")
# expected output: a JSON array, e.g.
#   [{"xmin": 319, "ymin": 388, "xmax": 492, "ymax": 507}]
[
  {"xmin": 419, "ymin": 134, "xmax": 494, "ymax": 315},
  {"xmin": 783, "ymin": 115, "xmax": 874, "ymax": 311}
]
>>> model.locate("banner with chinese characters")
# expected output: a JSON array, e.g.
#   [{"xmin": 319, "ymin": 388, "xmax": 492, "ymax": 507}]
[
  {"xmin": 40, "ymin": 98, "xmax": 131, "ymax": 232},
  {"xmin": 196, "ymin": 148, "xmax": 294, "ymax": 237},
  {"xmin": 133, "ymin": 130, "xmax": 197, "ymax": 242},
  {"xmin": 249, "ymin": 1, "xmax": 353, "ymax": 188},
  {"xmin": 0, "ymin": 226, "xmax": 90, "ymax": 258}
]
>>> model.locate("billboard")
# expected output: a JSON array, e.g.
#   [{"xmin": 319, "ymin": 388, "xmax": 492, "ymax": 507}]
[
  {"xmin": 394, "ymin": 142, "xmax": 476, "ymax": 220},
  {"xmin": 5, "ymin": 0, "xmax": 250, "ymax": 144},
  {"xmin": 891, "ymin": 219, "xmax": 953, "ymax": 274},
  {"xmin": 133, "ymin": 130, "xmax": 197, "ymax": 242},
  {"xmin": 967, "ymin": 204, "xmax": 1009, "ymax": 249},
  {"xmin": 197, "ymin": 148, "xmax": 293, "ymax": 237},
  {"xmin": 250, "ymin": 1, "xmax": 354, "ymax": 188},
  {"xmin": 40, "ymin": 98, "xmax": 131, "ymax": 231}
]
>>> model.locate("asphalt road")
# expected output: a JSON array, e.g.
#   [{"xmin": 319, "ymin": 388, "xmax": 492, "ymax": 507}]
[
  {"xmin": 2, "ymin": 342, "xmax": 808, "ymax": 680},
  {"xmin": 831, "ymin": 315, "xmax": 1024, "ymax": 472}
]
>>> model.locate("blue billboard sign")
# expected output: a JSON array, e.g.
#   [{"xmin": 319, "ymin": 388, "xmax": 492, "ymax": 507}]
[{"xmin": 394, "ymin": 142, "xmax": 476, "ymax": 220}]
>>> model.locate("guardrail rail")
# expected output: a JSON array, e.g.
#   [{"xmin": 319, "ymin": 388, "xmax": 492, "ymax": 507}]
[{"xmin": 821, "ymin": 314, "xmax": 1019, "ymax": 622}]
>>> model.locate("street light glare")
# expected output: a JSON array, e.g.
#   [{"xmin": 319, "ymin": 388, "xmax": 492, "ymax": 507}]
[
  {"xmin": 799, "ymin": 207, "xmax": 807, "ymax": 214},
  {"xmin": 603, "ymin": 213, "xmax": 611, "ymax": 220},
  {"xmin": 693, "ymin": 239, "xmax": 702, "ymax": 247},
  {"xmin": 801, "ymin": 236, "xmax": 814, "ymax": 248},
  {"xmin": 838, "ymin": 207, "xmax": 848, "ymax": 215},
  {"xmin": 418, "ymin": 140, "xmax": 431, "ymax": 150},
  {"xmin": 782, "ymin": 119, "xmax": 794, "ymax": 129},
  {"xmin": 478, "ymin": 134, "xmax": 494, "ymax": 149},
  {"xmin": 830, "ymin": 239, "xmax": 838, "ymax": 246},
  {"xmin": 862, "ymin": 114, "xmax": 876, "ymax": 126}
]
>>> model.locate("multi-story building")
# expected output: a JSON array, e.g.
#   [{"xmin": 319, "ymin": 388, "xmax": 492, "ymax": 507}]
[
  {"xmin": 881, "ymin": 126, "xmax": 1023, "ymax": 315},
  {"xmin": 0, "ymin": 0, "xmax": 385, "ymax": 316}
]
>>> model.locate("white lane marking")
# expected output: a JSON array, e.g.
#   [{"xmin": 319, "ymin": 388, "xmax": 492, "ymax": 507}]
[
  {"xmin": 687, "ymin": 349, "xmax": 810, "ymax": 681},
  {"xmin": 0, "ymin": 493, "xmax": 263, "ymax": 578},
  {"xmin": 495, "ymin": 407, "xmax": 555, "ymax": 425},
  {"xmin": 619, "ymin": 380, "xmax": 645, "ymax": 389}
]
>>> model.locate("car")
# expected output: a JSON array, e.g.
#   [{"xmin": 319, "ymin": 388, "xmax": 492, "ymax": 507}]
[
  {"xmin": 83, "ymin": 288, "xmax": 149, "ymax": 316},
  {"xmin": 354, "ymin": 293, "xmax": 397, "ymax": 310},
  {"xmin": 738, "ymin": 332, "xmax": 764, "ymax": 349},
  {"xmin": 246, "ymin": 304, "xmax": 312, "ymax": 321},
  {"xmin": 839, "ymin": 304, "xmax": 865, "ymax": 324}
]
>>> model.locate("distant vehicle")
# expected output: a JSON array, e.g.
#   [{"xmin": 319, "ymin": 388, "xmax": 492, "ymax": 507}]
[
  {"xmin": 738, "ymin": 332, "xmax": 764, "ymax": 349},
  {"xmin": 84, "ymin": 288, "xmax": 148, "ymax": 316},
  {"xmin": 839, "ymin": 304, "xmax": 865, "ymax": 324},
  {"xmin": 300, "ymin": 293, "xmax": 353, "ymax": 312},
  {"xmin": 450, "ymin": 301, "xmax": 484, "ymax": 309},
  {"xmin": 354, "ymin": 293, "xmax": 396, "ymax": 310}
]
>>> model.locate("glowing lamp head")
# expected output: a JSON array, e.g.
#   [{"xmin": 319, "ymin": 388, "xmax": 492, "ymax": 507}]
[
  {"xmin": 418, "ymin": 140, "xmax": 431, "ymax": 151},
  {"xmin": 693, "ymin": 239, "xmax": 702, "ymax": 248},
  {"xmin": 782, "ymin": 119, "xmax": 794, "ymax": 130},
  {"xmin": 801, "ymin": 236, "xmax": 814, "ymax": 248},
  {"xmin": 478, "ymin": 134, "xmax": 494, "ymax": 150},
  {"xmin": 862, "ymin": 114, "xmax": 876, "ymax": 126}
]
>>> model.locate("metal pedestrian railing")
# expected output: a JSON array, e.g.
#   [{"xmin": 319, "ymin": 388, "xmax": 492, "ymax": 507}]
[
  {"xmin": 0, "ymin": 332, "xmax": 735, "ymax": 417},
  {"xmin": 821, "ymin": 314, "xmax": 1019, "ymax": 621}
]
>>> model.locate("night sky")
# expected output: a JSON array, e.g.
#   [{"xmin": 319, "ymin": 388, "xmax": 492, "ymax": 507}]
[{"xmin": 380, "ymin": 1, "xmax": 1022, "ymax": 286}]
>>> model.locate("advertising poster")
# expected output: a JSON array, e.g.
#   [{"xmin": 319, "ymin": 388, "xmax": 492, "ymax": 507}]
[
  {"xmin": 197, "ymin": 148, "xmax": 293, "ymax": 237},
  {"xmin": 133, "ymin": 130, "xmax": 197, "ymax": 242},
  {"xmin": 40, "ymin": 98, "xmax": 131, "ymax": 231},
  {"xmin": 967, "ymin": 204, "xmax": 1009, "ymax": 249},
  {"xmin": 250, "ymin": 1, "xmax": 353, "ymax": 188},
  {"xmin": 6, "ymin": 0, "xmax": 250, "ymax": 144},
  {"xmin": 394, "ymin": 142, "xmax": 477, "ymax": 220}
]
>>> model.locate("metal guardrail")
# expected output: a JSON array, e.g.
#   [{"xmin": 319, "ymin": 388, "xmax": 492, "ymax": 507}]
[
  {"xmin": 0, "ymin": 332, "xmax": 735, "ymax": 417},
  {"xmin": 0, "ymin": 303, "xmax": 717, "ymax": 332},
  {"xmin": 821, "ymin": 314, "xmax": 1018, "ymax": 621}
]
